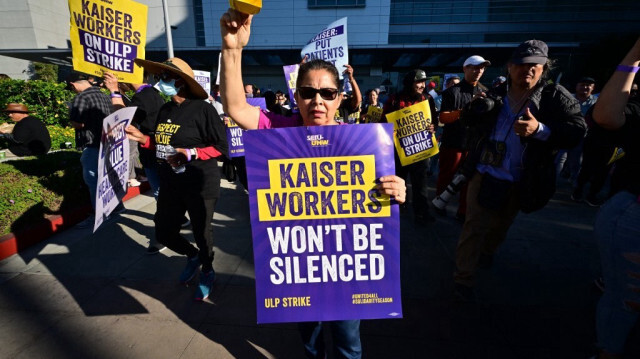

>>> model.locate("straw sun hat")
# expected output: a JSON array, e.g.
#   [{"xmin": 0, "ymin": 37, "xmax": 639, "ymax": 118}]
[{"xmin": 134, "ymin": 57, "xmax": 208, "ymax": 100}]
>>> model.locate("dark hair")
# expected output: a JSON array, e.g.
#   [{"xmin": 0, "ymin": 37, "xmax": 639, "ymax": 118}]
[{"xmin": 296, "ymin": 59, "xmax": 340, "ymax": 89}]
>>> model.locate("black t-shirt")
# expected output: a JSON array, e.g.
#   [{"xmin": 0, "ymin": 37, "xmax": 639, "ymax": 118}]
[
  {"xmin": 440, "ymin": 80, "xmax": 487, "ymax": 149},
  {"xmin": 609, "ymin": 98, "xmax": 640, "ymax": 195},
  {"xmin": 9, "ymin": 116, "xmax": 51, "ymax": 156},
  {"xmin": 154, "ymin": 99, "xmax": 228, "ymax": 198},
  {"xmin": 131, "ymin": 86, "xmax": 166, "ymax": 135}
]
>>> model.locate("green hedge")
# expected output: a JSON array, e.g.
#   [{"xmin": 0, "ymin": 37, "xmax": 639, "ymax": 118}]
[
  {"xmin": 0, "ymin": 151, "xmax": 88, "ymax": 236},
  {"xmin": 0, "ymin": 79, "xmax": 75, "ymax": 127}
]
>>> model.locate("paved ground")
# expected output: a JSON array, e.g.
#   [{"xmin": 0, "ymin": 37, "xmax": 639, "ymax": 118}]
[{"xmin": 1, "ymin": 175, "xmax": 638, "ymax": 359}]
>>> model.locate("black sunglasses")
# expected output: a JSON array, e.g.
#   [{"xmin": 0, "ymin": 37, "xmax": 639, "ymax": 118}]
[
  {"xmin": 296, "ymin": 87, "xmax": 339, "ymax": 101},
  {"xmin": 155, "ymin": 72, "xmax": 177, "ymax": 82}
]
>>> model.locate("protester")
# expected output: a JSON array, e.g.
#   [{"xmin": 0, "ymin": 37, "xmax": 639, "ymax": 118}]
[
  {"xmin": 556, "ymin": 76, "xmax": 597, "ymax": 185},
  {"xmin": 436, "ymin": 55, "xmax": 490, "ymax": 221},
  {"xmin": 220, "ymin": 9, "xmax": 406, "ymax": 359},
  {"xmin": 360, "ymin": 89, "xmax": 382, "ymax": 123},
  {"xmin": 67, "ymin": 71, "xmax": 124, "ymax": 228},
  {"xmin": 444, "ymin": 75, "xmax": 460, "ymax": 90},
  {"xmin": 492, "ymin": 75, "xmax": 506, "ymax": 88},
  {"xmin": 0, "ymin": 103, "xmax": 51, "ymax": 156},
  {"xmin": 336, "ymin": 64, "xmax": 362, "ymax": 124},
  {"xmin": 103, "ymin": 71, "xmax": 190, "ymax": 254},
  {"xmin": 125, "ymin": 57, "xmax": 228, "ymax": 301},
  {"xmin": 453, "ymin": 40, "xmax": 586, "ymax": 301},
  {"xmin": 590, "ymin": 36, "xmax": 640, "ymax": 359},
  {"xmin": 383, "ymin": 69, "xmax": 437, "ymax": 225}
]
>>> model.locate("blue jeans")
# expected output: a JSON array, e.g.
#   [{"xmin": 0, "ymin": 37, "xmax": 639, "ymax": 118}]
[
  {"xmin": 595, "ymin": 191, "xmax": 640, "ymax": 354},
  {"xmin": 299, "ymin": 320, "xmax": 361, "ymax": 359},
  {"xmin": 80, "ymin": 147, "xmax": 99, "ymax": 210},
  {"xmin": 139, "ymin": 148, "xmax": 160, "ymax": 199}
]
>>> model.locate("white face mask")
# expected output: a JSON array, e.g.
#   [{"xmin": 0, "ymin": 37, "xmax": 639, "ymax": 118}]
[{"xmin": 155, "ymin": 79, "xmax": 179, "ymax": 96}]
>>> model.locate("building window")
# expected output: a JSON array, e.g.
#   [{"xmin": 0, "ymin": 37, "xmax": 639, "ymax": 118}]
[
  {"xmin": 308, "ymin": 0, "xmax": 366, "ymax": 8},
  {"xmin": 193, "ymin": 0, "xmax": 205, "ymax": 46}
]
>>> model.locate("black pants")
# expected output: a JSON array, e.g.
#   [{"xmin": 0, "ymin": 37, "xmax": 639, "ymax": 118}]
[
  {"xmin": 575, "ymin": 138, "xmax": 613, "ymax": 198},
  {"xmin": 395, "ymin": 154, "xmax": 430, "ymax": 217},
  {"xmin": 154, "ymin": 189, "xmax": 217, "ymax": 272}
]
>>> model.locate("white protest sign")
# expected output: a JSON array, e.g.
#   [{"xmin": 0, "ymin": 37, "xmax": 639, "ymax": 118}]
[
  {"xmin": 94, "ymin": 107, "xmax": 137, "ymax": 232},
  {"xmin": 301, "ymin": 17, "xmax": 349, "ymax": 79},
  {"xmin": 193, "ymin": 70, "xmax": 211, "ymax": 96}
]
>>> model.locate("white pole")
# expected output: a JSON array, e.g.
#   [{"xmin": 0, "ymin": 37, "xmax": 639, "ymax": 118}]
[{"xmin": 162, "ymin": 0, "xmax": 174, "ymax": 58}]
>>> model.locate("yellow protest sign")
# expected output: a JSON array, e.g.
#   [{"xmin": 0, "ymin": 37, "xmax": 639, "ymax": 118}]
[
  {"xmin": 69, "ymin": 0, "xmax": 147, "ymax": 83},
  {"xmin": 364, "ymin": 106, "xmax": 383, "ymax": 123},
  {"xmin": 385, "ymin": 100, "xmax": 439, "ymax": 166}
]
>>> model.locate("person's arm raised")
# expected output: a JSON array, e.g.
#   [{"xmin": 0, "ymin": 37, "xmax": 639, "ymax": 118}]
[
  {"xmin": 220, "ymin": 9, "xmax": 260, "ymax": 130},
  {"xmin": 593, "ymin": 36, "xmax": 640, "ymax": 130}
]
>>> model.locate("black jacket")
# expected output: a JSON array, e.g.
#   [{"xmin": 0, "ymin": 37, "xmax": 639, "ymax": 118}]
[{"xmin": 468, "ymin": 82, "xmax": 587, "ymax": 213}]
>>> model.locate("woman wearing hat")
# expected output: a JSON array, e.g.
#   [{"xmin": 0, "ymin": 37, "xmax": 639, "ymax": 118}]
[
  {"xmin": 125, "ymin": 57, "xmax": 228, "ymax": 301},
  {"xmin": 453, "ymin": 40, "xmax": 587, "ymax": 300},
  {"xmin": 0, "ymin": 103, "xmax": 51, "ymax": 157}
]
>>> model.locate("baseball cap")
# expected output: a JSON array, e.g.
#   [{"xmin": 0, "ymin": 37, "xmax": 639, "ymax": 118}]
[
  {"xmin": 578, "ymin": 77, "xmax": 596, "ymax": 84},
  {"xmin": 511, "ymin": 40, "xmax": 548, "ymax": 65},
  {"xmin": 463, "ymin": 55, "xmax": 491, "ymax": 67},
  {"xmin": 65, "ymin": 72, "xmax": 90, "ymax": 84}
]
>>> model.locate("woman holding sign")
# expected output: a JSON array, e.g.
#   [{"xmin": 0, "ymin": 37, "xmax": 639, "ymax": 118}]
[
  {"xmin": 220, "ymin": 8, "xmax": 405, "ymax": 359},
  {"xmin": 125, "ymin": 57, "xmax": 228, "ymax": 302}
]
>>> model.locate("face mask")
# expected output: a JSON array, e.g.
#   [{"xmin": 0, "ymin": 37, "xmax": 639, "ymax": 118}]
[{"xmin": 155, "ymin": 79, "xmax": 179, "ymax": 96}]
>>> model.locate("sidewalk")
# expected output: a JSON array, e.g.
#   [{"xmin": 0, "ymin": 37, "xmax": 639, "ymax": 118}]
[{"xmin": 0, "ymin": 177, "xmax": 638, "ymax": 358}]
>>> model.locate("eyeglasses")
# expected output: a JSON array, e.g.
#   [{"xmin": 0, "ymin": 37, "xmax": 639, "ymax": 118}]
[{"xmin": 296, "ymin": 87, "xmax": 339, "ymax": 101}]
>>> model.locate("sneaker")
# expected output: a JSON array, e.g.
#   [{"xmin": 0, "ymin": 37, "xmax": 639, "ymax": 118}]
[
  {"xmin": 194, "ymin": 269, "xmax": 216, "ymax": 301},
  {"xmin": 179, "ymin": 256, "xmax": 201, "ymax": 284},
  {"xmin": 128, "ymin": 178, "xmax": 141, "ymax": 187},
  {"xmin": 585, "ymin": 196, "xmax": 604, "ymax": 207},
  {"xmin": 181, "ymin": 216, "xmax": 191, "ymax": 228},
  {"xmin": 76, "ymin": 215, "xmax": 95, "ymax": 229},
  {"xmin": 146, "ymin": 244, "xmax": 166, "ymax": 255}
]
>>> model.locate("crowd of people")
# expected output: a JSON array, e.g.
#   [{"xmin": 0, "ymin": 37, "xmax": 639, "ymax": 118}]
[{"xmin": 1, "ymin": 9, "xmax": 638, "ymax": 358}]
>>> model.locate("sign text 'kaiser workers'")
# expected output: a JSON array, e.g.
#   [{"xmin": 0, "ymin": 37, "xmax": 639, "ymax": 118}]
[
  {"xmin": 69, "ymin": 0, "xmax": 148, "ymax": 83},
  {"xmin": 244, "ymin": 124, "xmax": 402, "ymax": 324},
  {"xmin": 301, "ymin": 18, "xmax": 349, "ymax": 79},
  {"xmin": 386, "ymin": 100, "xmax": 439, "ymax": 166},
  {"xmin": 94, "ymin": 107, "xmax": 137, "ymax": 232}
]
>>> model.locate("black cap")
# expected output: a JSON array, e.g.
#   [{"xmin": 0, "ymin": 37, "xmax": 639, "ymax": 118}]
[
  {"xmin": 65, "ymin": 71, "xmax": 90, "ymax": 84},
  {"xmin": 511, "ymin": 40, "xmax": 548, "ymax": 65},
  {"xmin": 578, "ymin": 77, "xmax": 596, "ymax": 84}
]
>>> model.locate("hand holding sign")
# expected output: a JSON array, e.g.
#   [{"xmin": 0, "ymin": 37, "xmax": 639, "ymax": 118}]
[
  {"xmin": 377, "ymin": 175, "xmax": 406, "ymax": 204},
  {"xmin": 220, "ymin": 8, "xmax": 253, "ymax": 50},
  {"xmin": 229, "ymin": 0, "xmax": 262, "ymax": 15}
]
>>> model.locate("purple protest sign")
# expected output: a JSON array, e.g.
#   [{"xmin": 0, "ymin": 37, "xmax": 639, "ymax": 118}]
[
  {"xmin": 244, "ymin": 123, "xmax": 402, "ymax": 324},
  {"xmin": 78, "ymin": 30, "xmax": 137, "ymax": 73},
  {"xmin": 226, "ymin": 117, "xmax": 245, "ymax": 158},
  {"xmin": 246, "ymin": 97, "xmax": 267, "ymax": 110},
  {"xmin": 283, "ymin": 64, "xmax": 299, "ymax": 109},
  {"xmin": 225, "ymin": 98, "xmax": 266, "ymax": 158}
]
